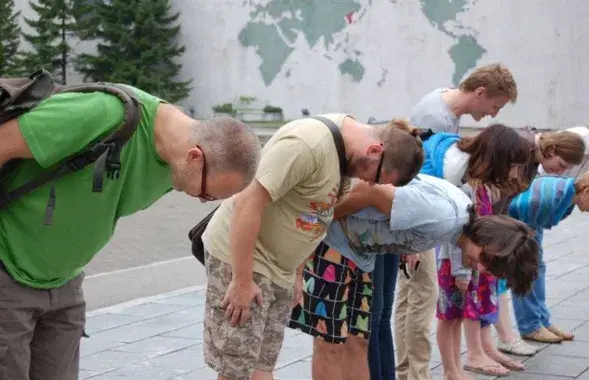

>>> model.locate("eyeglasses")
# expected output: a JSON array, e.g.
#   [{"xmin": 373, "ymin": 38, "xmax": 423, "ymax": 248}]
[
  {"xmin": 198, "ymin": 145, "xmax": 216, "ymax": 202},
  {"xmin": 374, "ymin": 151, "xmax": 385, "ymax": 184}
]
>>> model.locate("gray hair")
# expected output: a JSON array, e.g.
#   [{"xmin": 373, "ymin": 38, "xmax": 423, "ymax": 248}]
[{"xmin": 190, "ymin": 117, "xmax": 261, "ymax": 183}]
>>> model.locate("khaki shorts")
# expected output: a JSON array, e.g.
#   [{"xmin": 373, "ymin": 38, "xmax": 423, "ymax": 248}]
[{"xmin": 203, "ymin": 255, "xmax": 293, "ymax": 380}]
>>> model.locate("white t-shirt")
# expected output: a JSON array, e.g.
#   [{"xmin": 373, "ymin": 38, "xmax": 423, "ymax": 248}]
[{"xmin": 442, "ymin": 144, "xmax": 470, "ymax": 186}]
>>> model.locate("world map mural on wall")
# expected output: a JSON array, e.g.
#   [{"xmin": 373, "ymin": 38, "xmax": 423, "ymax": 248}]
[{"xmin": 238, "ymin": 0, "xmax": 486, "ymax": 87}]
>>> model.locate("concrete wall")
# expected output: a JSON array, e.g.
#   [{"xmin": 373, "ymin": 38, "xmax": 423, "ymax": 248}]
[{"xmin": 12, "ymin": 0, "xmax": 589, "ymax": 129}]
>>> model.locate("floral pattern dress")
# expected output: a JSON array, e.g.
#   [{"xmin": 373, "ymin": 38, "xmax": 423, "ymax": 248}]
[{"xmin": 436, "ymin": 184, "xmax": 498, "ymax": 321}]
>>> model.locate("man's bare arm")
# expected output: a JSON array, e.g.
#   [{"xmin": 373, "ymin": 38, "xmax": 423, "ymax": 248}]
[
  {"xmin": 333, "ymin": 190, "xmax": 372, "ymax": 219},
  {"xmin": 333, "ymin": 182, "xmax": 396, "ymax": 219},
  {"xmin": 370, "ymin": 184, "xmax": 396, "ymax": 216},
  {"xmin": 0, "ymin": 119, "xmax": 33, "ymax": 166},
  {"xmin": 229, "ymin": 179, "xmax": 272, "ymax": 282}
]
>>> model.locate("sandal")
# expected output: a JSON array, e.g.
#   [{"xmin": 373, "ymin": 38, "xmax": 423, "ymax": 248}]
[
  {"xmin": 497, "ymin": 337, "xmax": 538, "ymax": 356},
  {"xmin": 496, "ymin": 358, "xmax": 525, "ymax": 371},
  {"xmin": 522, "ymin": 326, "xmax": 563, "ymax": 343},
  {"xmin": 547, "ymin": 325, "xmax": 575, "ymax": 340},
  {"xmin": 464, "ymin": 363, "xmax": 510, "ymax": 377}
]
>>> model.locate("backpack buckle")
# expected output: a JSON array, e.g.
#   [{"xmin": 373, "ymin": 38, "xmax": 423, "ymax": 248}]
[{"xmin": 105, "ymin": 143, "xmax": 122, "ymax": 179}]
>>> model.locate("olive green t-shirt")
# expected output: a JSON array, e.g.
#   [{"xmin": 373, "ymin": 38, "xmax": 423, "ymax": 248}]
[
  {"xmin": 203, "ymin": 114, "xmax": 350, "ymax": 289},
  {"xmin": 0, "ymin": 85, "xmax": 173, "ymax": 289}
]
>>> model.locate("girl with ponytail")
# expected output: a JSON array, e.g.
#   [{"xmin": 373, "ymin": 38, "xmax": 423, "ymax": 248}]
[{"xmin": 418, "ymin": 123, "xmax": 533, "ymax": 377}]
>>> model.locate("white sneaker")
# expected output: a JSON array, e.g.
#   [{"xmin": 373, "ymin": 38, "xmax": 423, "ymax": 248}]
[{"xmin": 497, "ymin": 338, "xmax": 539, "ymax": 356}]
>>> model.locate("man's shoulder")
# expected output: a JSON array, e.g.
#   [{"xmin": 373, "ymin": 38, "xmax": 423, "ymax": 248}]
[
  {"xmin": 403, "ymin": 174, "xmax": 457, "ymax": 201},
  {"xmin": 411, "ymin": 87, "xmax": 447, "ymax": 108},
  {"xmin": 409, "ymin": 88, "xmax": 457, "ymax": 130},
  {"xmin": 269, "ymin": 114, "xmax": 349, "ymax": 155},
  {"xmin": 115, "ymin": 84, "xmax": 167, "ymax": 104}
]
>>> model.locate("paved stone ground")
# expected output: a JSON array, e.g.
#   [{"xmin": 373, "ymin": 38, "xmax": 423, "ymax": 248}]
[{"xmin": 79, "ymin": 209, "xmax": 589, "ymax": 379}]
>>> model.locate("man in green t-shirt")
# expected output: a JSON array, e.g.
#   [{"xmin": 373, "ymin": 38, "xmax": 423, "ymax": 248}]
[{"xmin": 0, "ymin": 85, "xmax": 261, "ymax": 380}]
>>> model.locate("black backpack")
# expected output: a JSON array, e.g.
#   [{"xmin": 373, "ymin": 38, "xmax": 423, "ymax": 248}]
[{"xmin": 0, "ymin": 69, "xmax": 143, "ymax": 225}]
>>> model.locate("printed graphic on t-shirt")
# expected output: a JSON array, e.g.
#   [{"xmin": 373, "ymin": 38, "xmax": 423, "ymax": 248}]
[
  {"xmin": 295, "ymin": 186, "xmax": 339, "ymax": 242},
  {"xmin": 345, "ymin": 219, "xmax": 434, "ymax": 255}
]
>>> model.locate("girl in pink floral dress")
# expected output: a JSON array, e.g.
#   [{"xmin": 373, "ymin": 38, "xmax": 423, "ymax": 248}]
[{"xmin": 436, "ymin": 183, "xmax": 522, "ymax": 379}]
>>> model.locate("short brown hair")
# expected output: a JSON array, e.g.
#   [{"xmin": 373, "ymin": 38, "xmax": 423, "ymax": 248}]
[
  {"xmin": 538, "ymin": 131, "xmax": 585, "ymax": 165},
  {"xmin": 456, "ymin": 124, "xmax": 531, "ymax": 192},
  {"xmin": 372, "ymin": 119, "xmax": 425, "ymax": 186},
  {"xmin": 191, "ymin": 117, "xmax": 262, "ymax": 183},
  {"xmin": 460, "ymin": 63, "xmax": 518, "ymax": 103},
  {"xmin": 463, "ymin": 205, "xmax": 539, "ymax": 296}
]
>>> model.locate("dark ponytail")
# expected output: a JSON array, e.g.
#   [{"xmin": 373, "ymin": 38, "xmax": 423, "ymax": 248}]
[{"xmin": 462, "ymin": 204, "xmax": 478, "ymax": 238}]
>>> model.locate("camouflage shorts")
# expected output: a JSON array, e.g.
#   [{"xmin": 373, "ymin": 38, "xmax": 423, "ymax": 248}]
[{"xmin": 203, "ymin": 255, "xmax": 293, "ymax": 380}]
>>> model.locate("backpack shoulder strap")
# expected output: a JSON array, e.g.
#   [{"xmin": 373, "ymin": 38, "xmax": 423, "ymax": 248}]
[
  {"xmin": 0, "ymin": 73, "xmax": 143, "ymax": 225},
  {"xmin": 311, "ymin": 115, "xmax": 348, "ymax": 197},
  {"xmin": 0, "ymin": 69, "xmax": 56, "ymax": 125}
]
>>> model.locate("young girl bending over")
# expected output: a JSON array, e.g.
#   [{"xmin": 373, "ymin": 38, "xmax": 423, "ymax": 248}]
[
  {"xmin": 506, "ymin": 173, "xmax": 589, "ymax": 344},
  {"xmin": 436, "ymin": 183, "xmax": 501, "ymax": 380},
  {"xmin": 419, "ymin": 123, "xmax": 534, "ymax": 378},
  {"xmin": 491, "ymin": 126, "xmax": 586, "ymax": 353}
]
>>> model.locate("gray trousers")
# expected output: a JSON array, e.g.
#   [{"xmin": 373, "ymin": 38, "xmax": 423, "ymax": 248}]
[{"xmin": 0, "ymin": 263, "xmax": 86, "ymax": 380}]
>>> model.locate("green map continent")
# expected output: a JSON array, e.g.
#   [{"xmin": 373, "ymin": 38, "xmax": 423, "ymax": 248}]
[
  {"xmin": 339, "ymin": 59, "xmax": 365, "ymax": 82},
  {"xmin": 449, "ymin": 36, "xmax": 487, "ymax": 86},
  {"xmin": 239, "ymin": 0, "xmax": 363, "ymax": 85},
  {"xmin": 419, "ymin": 0, "xmax": 486, "ymax": 85},
  {"xmin": 238, "ymin": 22, "xmax": 294, "ymax": 86}
]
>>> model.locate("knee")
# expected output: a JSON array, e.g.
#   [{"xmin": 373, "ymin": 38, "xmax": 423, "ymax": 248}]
[{"xmin": 314, "ymin": 338, "xmax": 343, "ymax": 364}]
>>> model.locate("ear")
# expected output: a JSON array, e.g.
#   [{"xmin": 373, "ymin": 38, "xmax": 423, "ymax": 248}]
[
  {"xmin": 186, "ymin": 146, "xmax": 204, "ymax": 163},
  {"xmin": 365, "ymin": 143, "xmax": 384, "ymax": 157},
  {"xmin": 544, "ymin": 145, "xmax": 556, "ymax": 157},
  {"xmin": 474, "ymin": 87, "xmax": 487, "ymax": 98}
]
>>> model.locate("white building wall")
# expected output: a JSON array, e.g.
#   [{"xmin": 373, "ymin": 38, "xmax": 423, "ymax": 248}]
[{"xmin": 12, "ymin": 0, "xmax": 589, "ymax": 129}]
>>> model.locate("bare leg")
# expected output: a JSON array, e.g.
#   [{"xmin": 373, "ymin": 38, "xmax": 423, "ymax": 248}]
[
  {"xmin": 252, "ymin": 370, "xmax": 274, "ymax": 380},
  {"xmin": 451, "ymin": 320, "xmax": 474, "ymax": 380},
  {"xmin": 313, "ymin": 338, "xmax": 344, "ymax": 380},
  {"xmin": 494, "ymin": 294, "xmax": 519, "ymax": 343},
  {"xmin": 342, "ymin": 335, "xmax": 370, "ymax": 380},
  {"xmin": 481, "ymin": 325, "xmax": 524, "ymax": 371},
  {"xmin": 463, "ymin": 319, "xmax": 509, "ymax": 376},
  {"xmin": 494, "ymin": 294, "xmax": 538, "ymax": 356},
  {"xmin": 437, "ymin": 319, "xmax": 465, "ymax": 379}
]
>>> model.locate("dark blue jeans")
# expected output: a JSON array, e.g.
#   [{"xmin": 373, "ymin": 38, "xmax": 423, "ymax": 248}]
[{"xmin": 369, "ymin": 254, "xmax": 400, "ymax": 380}]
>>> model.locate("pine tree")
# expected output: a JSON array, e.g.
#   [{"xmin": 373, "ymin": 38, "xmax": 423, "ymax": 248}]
[
  {"xmin": 0, "ymin": 0, "xmax": 24, "ymax": 77},
  {"xmin": 75, "ymin": 0, "xmax": 192, "ymax": 103},
  {"xmin": 21, "ymin": 0, "xmax": 77, "ymax": 84}
]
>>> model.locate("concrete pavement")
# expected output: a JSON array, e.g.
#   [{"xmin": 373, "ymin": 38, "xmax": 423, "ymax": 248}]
[
  {"xmin": 77, "ymin": 209, "xmax": 589, "ymax": 379},
  {"xmin": 82, "ymin": 192, "xmax": 216, "ymax": 310}
]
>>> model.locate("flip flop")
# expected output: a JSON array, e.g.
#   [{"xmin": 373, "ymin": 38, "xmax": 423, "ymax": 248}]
[
  {"xmin": 497, "ymin": 358, "xmax": 525, "ymax": 371},
  {"xmin": 464, "ymin": 363, "xmax": 510, "ymax": 377}
]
